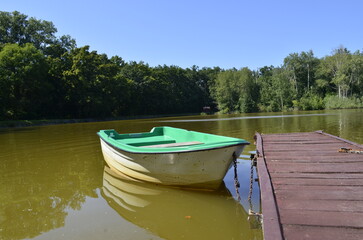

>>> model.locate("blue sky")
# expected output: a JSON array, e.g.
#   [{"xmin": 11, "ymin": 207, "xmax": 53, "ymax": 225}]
[{"xmin": 2, "ymin": 0, "xmax": 363, "ymax": 70}]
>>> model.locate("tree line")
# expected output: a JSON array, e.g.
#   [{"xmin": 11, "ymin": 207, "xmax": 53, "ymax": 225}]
[
  {"xmin": 0, "ymin": 11, "xmax": 362, "ymax": 120},
  {"xmin": 215, "ymin": 49, "xmax": 363, "ymax": 113}
]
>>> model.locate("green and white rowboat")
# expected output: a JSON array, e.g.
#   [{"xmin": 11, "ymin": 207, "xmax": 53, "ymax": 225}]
[{"xmin": 97, "ymin": 126, "xmax": 249, "ymax": 189}]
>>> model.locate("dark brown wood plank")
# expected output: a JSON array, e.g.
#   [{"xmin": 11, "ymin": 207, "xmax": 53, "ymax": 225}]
[
  {"xmin": 265, "ymin": 152, "xmax": 363, "ymax": 157},
  {"xmin": 317, "ymin": 130, "xmax": 363, "ymax": 149},
  {"xmin": 272, "ymin": 177, "xmax": 363, "ymax": 186},
  {"xmin": 264, "ymin": 141, "xmax": 342, "ymax": 145},
  {"xmin": 267, "ymin": 162, "xmax": 363, "ymax": 173},
  {"xmin": 275, "ymin": 187, "xmax": 363, "ymax": 201},
  {"xmin": 274, "ymin": 184, "xmax": 363, "ymax": 190},
  {"xmin": 276, "ymin": 199, "xmax": 363, "ymax": 212},
  {"xmin": 270, "ymin": 172, "xmax": 363, "ymax": 179},
  {"xmin": 265, "ymin": 152, "xmax": 358, "ymax": 157},
  {"xmin": 263, "ymin": 143, "xmax": 352, "ymax": 150},
  {"xmin": 267, "ymin": 155, "xmax": 363, "ymax": 163},
  {"xmin": 279, "ymin": 209, "xmax": 363, "ymax": 228},
  {"xmin": 283, "ymin": 225, "xmax": 363, "ymax": 240},
  {"xmin": 269, "ymin": 159, "xmax": 363, "ymax": 164},
  {"xmin": 263, "ymin": 136, "xmax": 341, "ymax": 140}
]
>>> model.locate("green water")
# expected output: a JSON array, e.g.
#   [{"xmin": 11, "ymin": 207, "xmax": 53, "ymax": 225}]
[{"xmin": 1, "ymin": 109, "xmax": 362, "ymax": 240}]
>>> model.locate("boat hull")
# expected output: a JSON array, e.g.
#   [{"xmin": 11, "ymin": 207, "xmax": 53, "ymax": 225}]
[{"xmin": 100, "ymin": 138, "xmax": 245, "ymax": 189}]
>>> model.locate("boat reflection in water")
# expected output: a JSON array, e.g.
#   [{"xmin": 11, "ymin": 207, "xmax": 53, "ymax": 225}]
[{"xmin": 101, "ymin": 166, "xmax": 261, "ymax": 240}]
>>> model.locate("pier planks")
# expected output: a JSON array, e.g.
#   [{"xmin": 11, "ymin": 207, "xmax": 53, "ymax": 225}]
[{"xmin": 255, "ymin": 131, "xmax": 363, "ymax": 240}]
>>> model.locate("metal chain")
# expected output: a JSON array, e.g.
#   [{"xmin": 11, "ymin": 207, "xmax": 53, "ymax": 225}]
[
  {"xmin": 232, "ymin": 152, "xmax": 241, "ymax": 201},
  {"xmin": 248, "ymin": 155, "xmax": 255, "ymax": 210},
  {"xmin": 248, "ymin": 154, "xmax": 262, "ymax": 219}
]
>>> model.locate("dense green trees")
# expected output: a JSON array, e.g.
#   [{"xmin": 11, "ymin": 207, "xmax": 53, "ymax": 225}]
[
  {"xmin": 316, "ymin": 47, "xmax": 363, "ymax": 98},
  {"xmin": 214, "ymin": 48, "xmax": 363, "ymax": 113},
  {"xmin": 0, "ymin": 11, "xmax": 57, "ymax": 49},
  {"xmin": 213, "ymin": 68, "xmax": 258, "ymax": 113},
  {"xmin": 0, "ymin": 43, "xmax": 50, "ymax": 119},
  {"xmin": 0, "ymin": 11, "xmax": 215, "ymax": 120},
  {"xmin": 0, "ymin": 11, "xmax": 362, "ymax": 120}
]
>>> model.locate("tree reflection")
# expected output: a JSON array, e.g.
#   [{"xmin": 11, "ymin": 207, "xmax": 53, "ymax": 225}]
[
  {"xmin": 101, "ymin": 166, "xmax": 262, "ymax": 240},
  {"xmin": 0, "ymin": 125, "xmax": 103, "ymax": 240}
]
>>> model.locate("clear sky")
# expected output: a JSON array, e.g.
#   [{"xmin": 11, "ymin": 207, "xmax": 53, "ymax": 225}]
[{"xmin": 2, "ymin": 0, "xmax": 363, "ymax": 70}]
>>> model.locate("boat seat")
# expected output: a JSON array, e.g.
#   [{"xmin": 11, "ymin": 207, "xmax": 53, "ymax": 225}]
[
  {"xmin": 143, "ymin": 141, "xmax": 203, "ymax": 148},
  {"xmin": 122, "ymin": 137, "xmax": 175, "ymax": 146}
]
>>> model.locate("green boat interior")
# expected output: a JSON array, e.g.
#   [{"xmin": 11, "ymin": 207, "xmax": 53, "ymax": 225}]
[{"xmin": 98, "ymin": 126, "xmax": 249, "ymax": 153}]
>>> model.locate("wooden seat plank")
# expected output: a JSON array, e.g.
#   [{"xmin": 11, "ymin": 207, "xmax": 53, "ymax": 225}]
[{"xmin": 143, "ymin": 141, "xmax": 203, "ymax": 148}]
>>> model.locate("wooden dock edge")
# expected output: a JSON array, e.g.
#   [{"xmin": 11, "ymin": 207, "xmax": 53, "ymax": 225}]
[
  {"xmin": 315, "ymin": 130, "xmax": 363, "ymax": 149},
  {"xmin": 255, "ymin": 132, "xmax": 284, "ymax": 240}
]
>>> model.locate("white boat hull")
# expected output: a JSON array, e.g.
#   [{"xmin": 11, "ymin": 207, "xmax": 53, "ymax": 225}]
[{"xmin": 100, "ymin": 138, "xmax": 245, "ymax": 189}]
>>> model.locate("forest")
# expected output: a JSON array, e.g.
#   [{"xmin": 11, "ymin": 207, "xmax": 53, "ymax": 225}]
[{"xmin": 1, "ymin": 11, "xmax": 362, "ymax": 120}]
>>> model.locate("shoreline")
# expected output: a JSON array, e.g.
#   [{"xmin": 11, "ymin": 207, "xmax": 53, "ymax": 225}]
[
  {"xmin": 0, "ymin": 113, "xmax": 202, "ymax": 129},
  {"xmin": 1, "ymin": 107, "xmax": 361, "ymax": 129}
]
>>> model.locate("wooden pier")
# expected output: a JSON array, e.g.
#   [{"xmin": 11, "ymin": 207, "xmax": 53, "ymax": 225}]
[{"xmin": 255, "ymin": 131, "xmax": 363, "ymax": 240}]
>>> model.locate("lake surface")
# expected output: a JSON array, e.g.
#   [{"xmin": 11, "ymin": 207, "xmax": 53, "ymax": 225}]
[{"xmin": 1, "ymin": 109, "xmax": 362, "ymax": 240}]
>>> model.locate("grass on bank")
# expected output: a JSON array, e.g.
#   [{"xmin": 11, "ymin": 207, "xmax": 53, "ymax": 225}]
[{"xmin": 296, "ymin": 95, "xmax": 363, "ymax": 111}]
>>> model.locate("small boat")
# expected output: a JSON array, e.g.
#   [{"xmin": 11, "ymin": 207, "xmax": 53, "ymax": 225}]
[{"xmin": 97, "ymin": 126, "xmax": 249, "ymax": 189}]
